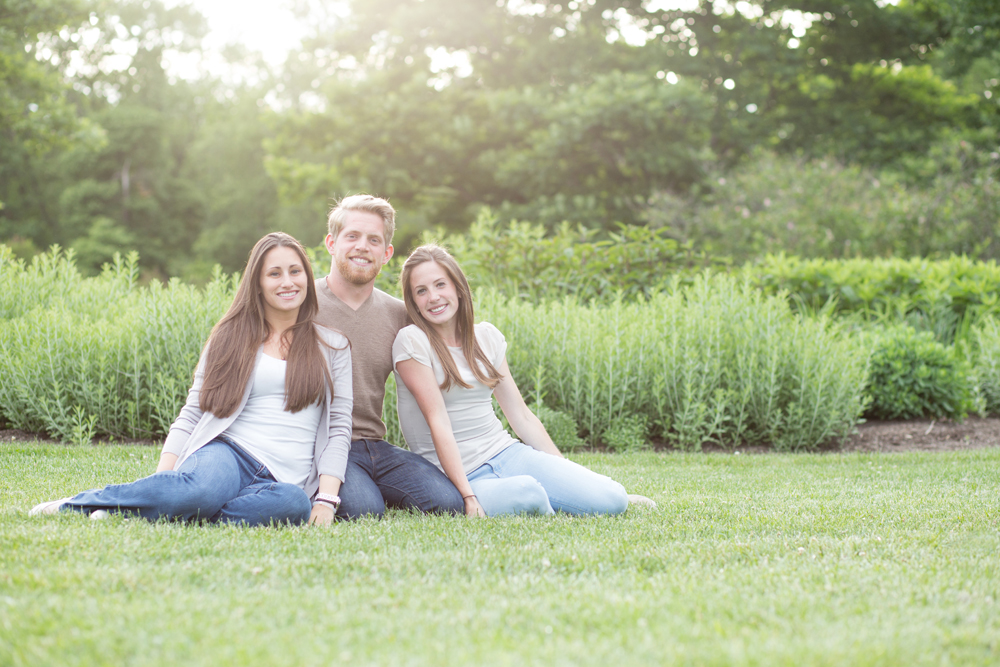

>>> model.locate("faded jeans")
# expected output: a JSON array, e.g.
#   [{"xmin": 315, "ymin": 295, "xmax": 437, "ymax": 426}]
[
  {"xmin": 62, "ymin": 436, "xmax": 311, "ymax": 526},
  {"xmin": 467, "ymin": 442, "xmax": 629, "ymax": 517}
]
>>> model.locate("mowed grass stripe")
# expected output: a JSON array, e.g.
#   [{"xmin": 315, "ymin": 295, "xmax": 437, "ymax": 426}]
[{"xmin": 2, "ymin": 445, "xmax": 998, "ymax": 666}]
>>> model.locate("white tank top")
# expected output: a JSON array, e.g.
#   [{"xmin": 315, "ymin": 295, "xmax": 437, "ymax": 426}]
[{"xmin": 224, "ymin": 352, "xmax": 322, "ymax": 489}]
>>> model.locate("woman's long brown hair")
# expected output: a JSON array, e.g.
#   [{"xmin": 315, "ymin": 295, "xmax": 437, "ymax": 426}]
[
  {"xmin": 400, "ymin": 244, "xmax": 502, "ymax": 391},
  {"xmin": 199, "ymin": 232, "xmax": 332, "ymax": 418}
]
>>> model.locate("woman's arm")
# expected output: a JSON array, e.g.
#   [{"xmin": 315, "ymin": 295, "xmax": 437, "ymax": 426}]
[
  {"xmin": 493, "ymin": 358, "xmax": 563, "ymax": 458},
  {"xmin": 313, "ymin": 332, "xmax": 354, "ymax": 525},
  {"xmin": 396, "ymin": 358, "xmax": 485, "ymax": 518},
  {"xmin": 159, "ymin": 349, "xmax": 210, "ymax": 471},
  {"xmin": 308, "ymin": 474, "xmax": 343, "ymax": 525}
]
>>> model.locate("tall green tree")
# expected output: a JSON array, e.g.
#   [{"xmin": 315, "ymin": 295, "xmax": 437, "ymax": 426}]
[
  {"xmin": 2, "ymin": 0, "xmax": 216, "ymax": 275},
  {"xmin": 0, "ymin": 0, "xmax": 91, "ymax": 245}
]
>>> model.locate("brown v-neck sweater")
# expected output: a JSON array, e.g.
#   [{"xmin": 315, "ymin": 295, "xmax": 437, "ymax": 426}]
[{"xmin": 314, "ymin": 278, "xmax": 410, "ymax": 441}]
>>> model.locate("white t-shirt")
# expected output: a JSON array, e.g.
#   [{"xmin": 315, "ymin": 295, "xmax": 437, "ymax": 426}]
[
  {"xmin": 224, "ymin": 352, "xmax": 322, "ymax": 489},
  {"xmin": 392, "ymin": 322, "xmax": 517, "ymax": 474}
]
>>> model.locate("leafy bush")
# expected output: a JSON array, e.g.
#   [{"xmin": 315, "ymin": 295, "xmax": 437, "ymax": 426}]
[
  {"xmin": 381, "ymin": 373, "xmax": 404, "ymax": 449},
  {"xmin": 373, "ymin": 210, "xmax": 725, "ymax": 303},
  {"xmin": 601, "ymin": 414, "xmax": 649, "ymax": 452},
  {"xmin": 0, "ymin": 245, "xmax": 98, "ymax": 320},
  {"xmin": 752, "ymin": 254, "xmax": 1000, "ymax": 343},
  {"xmin": 969, "ymin": 317, "xmax": 1000, "ymax": 416},
  {"xmin": 865, "ymin": 326, "xmax": 975, "ymax": 420},
  {"xmin": 0, "ymin": 246, "xmax": 871, "ymax": 452},
  {"xmin": 643, "ymin": 147, "xmax": 1000, "ymax": 264},
  {"xmin": 480, "ymin": 274, "xmax": 869, "ymax": 452},
  {"xmin": 532, "ymin": 404, "xmax": 586, "ymax": 452}
]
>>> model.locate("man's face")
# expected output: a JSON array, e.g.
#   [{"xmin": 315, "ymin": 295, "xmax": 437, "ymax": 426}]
[{"xmin": 326, "ymin": 210, "xmax": 394, "ymax": 286}]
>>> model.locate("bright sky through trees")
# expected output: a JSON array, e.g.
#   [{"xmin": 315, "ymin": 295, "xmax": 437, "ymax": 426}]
[
  {"xmin": 162, "ymin": 0, "xmax": 305, "ymax": 77},
  {"xmin": 161, "ymin": 0, "xmax": 899, "ymax": 78}
]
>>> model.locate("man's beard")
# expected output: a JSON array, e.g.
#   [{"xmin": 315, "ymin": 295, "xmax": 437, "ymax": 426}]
[{"xmin": 336, "ymin": 255, "xmax": 380, "ymax": 285}]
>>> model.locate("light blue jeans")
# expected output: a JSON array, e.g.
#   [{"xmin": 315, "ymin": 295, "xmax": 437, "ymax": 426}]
[
  {"xmin": 467, "ymin": 442, "xmax": 628, "ymax": 517},
  {"xmin": 61, "ymin": 437, "xmax": 312, "ymax": 526}
]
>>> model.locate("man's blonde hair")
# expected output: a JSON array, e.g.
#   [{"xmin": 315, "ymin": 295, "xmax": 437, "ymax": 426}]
[{"xmin": 327, "ymin": 194, "xmax": 396, "ymax": 245}]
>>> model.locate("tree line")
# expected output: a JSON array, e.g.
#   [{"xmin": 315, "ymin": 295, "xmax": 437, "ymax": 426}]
[{"xmin": 2, "ymin": 0, "xmax": 998, "ymax": 279}]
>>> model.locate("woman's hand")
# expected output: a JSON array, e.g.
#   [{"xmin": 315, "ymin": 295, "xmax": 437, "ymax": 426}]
[
  {"xmin": 309, "ymin": 475, "xmax": 342, "ymax": 526},
  {"xmin": 155, "ymin": 452, "xmax": 178, "ymax": 473},
  {"xmin": 309, "ymin": 502, "xmax": 336, "ymax": 526},
  {"xmin": 464, "ymin": 495, "xmax": 486, "ymax": 519}
]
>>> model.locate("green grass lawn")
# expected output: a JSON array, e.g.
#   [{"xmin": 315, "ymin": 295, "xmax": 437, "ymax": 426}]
[{"xmin": 2, "ymin": 443, "xmax": 999, "ymax": 666}]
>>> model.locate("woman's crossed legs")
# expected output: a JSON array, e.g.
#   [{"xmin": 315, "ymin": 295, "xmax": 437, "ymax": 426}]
[{"xmin": 61, "ymin": 438, "xmax": 311, "ymax": 526}]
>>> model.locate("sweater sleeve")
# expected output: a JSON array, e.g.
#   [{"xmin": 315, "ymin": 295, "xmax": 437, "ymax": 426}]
[
  {"xmin": 316, "ymin": 331, "xmax": 354, "ymax": 482},
  {"xmin": 162, "ymin": 346, "xmax": 209, "ymax": 457}
]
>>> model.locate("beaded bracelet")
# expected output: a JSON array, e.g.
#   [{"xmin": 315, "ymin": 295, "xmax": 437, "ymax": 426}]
[{"xmin": 313, "ymin": 492, "xmax": 341, "ymax": 511}]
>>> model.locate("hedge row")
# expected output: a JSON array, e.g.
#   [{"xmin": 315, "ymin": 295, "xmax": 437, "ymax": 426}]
[
  {"xmin": 752, "ymin": 254, "xmax": 1000, "ymax": 343},
  {"xmin": 0, "ymin": 247, "xmax": 231, "ymax": 443},
  {"xmin": 476, "ymin": 276, "xmax": 868, "ymax": 451},
  {"xmin": 2, "ymin": 245, "xmax": 997, "ymax": 450}
]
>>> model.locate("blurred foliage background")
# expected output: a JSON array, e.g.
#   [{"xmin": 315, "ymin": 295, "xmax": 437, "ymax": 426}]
[{"xmin": 1, "ymin": 0, "xmax": 998, "ymax": 280}]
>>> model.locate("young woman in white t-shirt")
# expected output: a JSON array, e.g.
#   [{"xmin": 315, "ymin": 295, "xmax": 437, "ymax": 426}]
[
  {"xmin": 392, "ymin": 244, "xmax": 630, "ymax": 518},
  {"xmin": 30, "ymin": 233, "xmax": 352, "ymax": 526}
]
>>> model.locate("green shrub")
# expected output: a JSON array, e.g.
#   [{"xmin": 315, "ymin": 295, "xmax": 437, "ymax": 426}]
[
  {"xmin": 381, "ymin": 373, "xmax": 404, "ymax": 448},
  {"xmin": 969, "ymin": 317, "xmax": 1000, "ymax": 416},
  {"xmin": 376, "ymin": 210, "xmax": 724, "ymax": 303},
  {"xmin": 752, "ymin": 254, "xmax": 1000, "ymax": 343},
  {"xmin": 865, "ymin": 326, "xmax": 975, "ymax": 420},
  {"xmin": 601, "ymin": 414, "xmax": 649, "ymax": 452},
  {"xmin": 0, "ymin": 246, "xmax": 871, "ymax": 452},
  {"xmin": 0, "ymin": 245, "xmax": 120, "ymax": 321},
  {"xmin": 532, "ymin": 404, "xmax": 586, "ymax": 452}
]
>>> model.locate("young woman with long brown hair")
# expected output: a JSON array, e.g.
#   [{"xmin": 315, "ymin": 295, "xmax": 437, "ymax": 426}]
[
  {"xmin": 31, "ymin": 233, "xmax": 352, "ymax": 526},
  {"xmin": 392, "ymin": 244, "xmax": 630, "ymax": 518}
]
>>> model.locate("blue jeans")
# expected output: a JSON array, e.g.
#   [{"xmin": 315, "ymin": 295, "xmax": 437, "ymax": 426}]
[
  {"xmin": 467, "ymin": 442, "xmax": 629, "ymax": 517},
  {"xmin": 337, "ymin": 439, "xmax": 464, "ymax": 520},
  {"xmin": 62, "ymin": 437, "xmax": 312, "ymax": 526}
]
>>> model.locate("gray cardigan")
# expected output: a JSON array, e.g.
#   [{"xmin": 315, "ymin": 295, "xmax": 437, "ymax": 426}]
[{"xmin": 162, "ymin": 326, "xmax": 353, "ymax": 498}]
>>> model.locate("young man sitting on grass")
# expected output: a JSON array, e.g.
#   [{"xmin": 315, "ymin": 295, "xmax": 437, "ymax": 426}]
[{"xmin": 314, "ymin": 195, "xmax": 464, "ymax": 519}]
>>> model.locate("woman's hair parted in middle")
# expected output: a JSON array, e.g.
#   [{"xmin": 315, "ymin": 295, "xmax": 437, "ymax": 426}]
[
  {"xmin": 199, "ymin": 232, "xmax": 334, "ymax": 418},
  {"xmin": 400, "ymin": 244, "xmax": 502, "ymax": 391}
]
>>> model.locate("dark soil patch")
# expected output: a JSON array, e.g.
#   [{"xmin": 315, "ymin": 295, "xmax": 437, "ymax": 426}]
[
  {"xmin": 838, "ymin": 416, "xmax": 1000, "ymax": 453},
  {"xmin": 694, "ymin": 417, "xmax": 1000, "ymax": 454}
]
